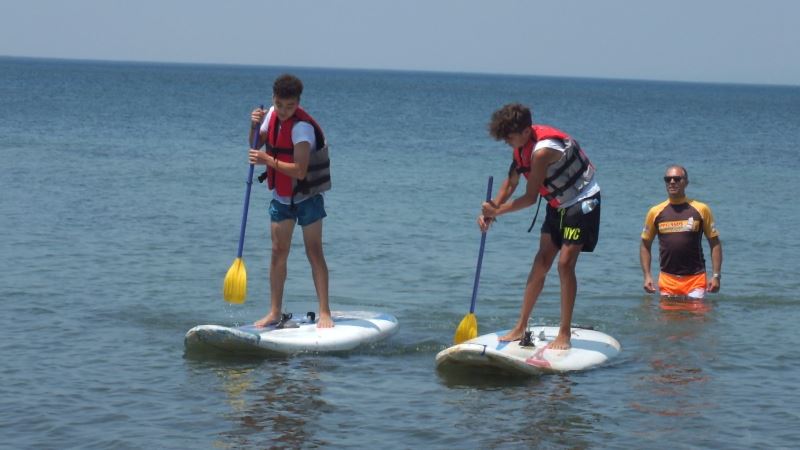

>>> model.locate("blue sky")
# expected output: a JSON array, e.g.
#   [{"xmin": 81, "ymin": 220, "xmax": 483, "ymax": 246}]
[{"xmin": 2, "ymin": 0, "xmax": 798, "ymax": 85}]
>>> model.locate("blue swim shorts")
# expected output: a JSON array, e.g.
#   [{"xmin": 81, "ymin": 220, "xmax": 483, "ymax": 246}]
[{"xmin": 268, "ymin": 194, "xmax": 327, "ymax": 226}]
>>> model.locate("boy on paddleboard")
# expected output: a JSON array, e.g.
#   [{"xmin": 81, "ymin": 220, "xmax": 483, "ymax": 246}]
[
  {"xmin": 479, "ymin": 103, "xmax": 601, "ymax": 350},
  {"xmin": 640, "ymin": 165, "xmax": 722, "ymax": 302},
  {"xmin": 248, "ymin": 74, "xmax": 334, "ymax": 328}
]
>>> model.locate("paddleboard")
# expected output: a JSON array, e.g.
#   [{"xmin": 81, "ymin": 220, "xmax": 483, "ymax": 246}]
[
  {"xmin": 436, "ymin": 326, "xmax": 621, "ymax": 375},
  {"xmin": 185, "ymin": 311, "xmax": 398, "ymax": 354}
]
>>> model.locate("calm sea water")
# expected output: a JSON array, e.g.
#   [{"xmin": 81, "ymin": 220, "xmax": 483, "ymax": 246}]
[{"xmin": 1, "ymin": 56, "xmax": 799, "ymax": 449}]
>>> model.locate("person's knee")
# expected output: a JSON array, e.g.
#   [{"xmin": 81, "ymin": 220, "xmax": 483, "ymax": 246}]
[
  {"xmin": 534, "ymin": 249, "xmax": 556, "ymax": 269},
  {"xmin": 305, "ymin": 243, "xmax": 326, "ymax": 265},
  {"xmin": 557, "ymin": 261, "xmax": 576, "ymax": 279},
  {"xmin": 271, "ymin": 241, "xmax": 291, "ymax": 260},
  {"xmin": 557, "ymin": 251, "xmax": 580, "ymax": 275}
]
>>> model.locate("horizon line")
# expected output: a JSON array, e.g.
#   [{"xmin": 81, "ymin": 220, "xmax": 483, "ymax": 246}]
[{"xmin": 2, "ymin": 54, "xmax": 798, "ymax": 89}]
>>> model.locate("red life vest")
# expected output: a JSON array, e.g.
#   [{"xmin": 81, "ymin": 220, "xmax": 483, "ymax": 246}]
[
  {"xmin": 513, "ymin": 124, "xmax": 595, "ymax": 208},
  {"xmin": 263, "ymin": 106, "xmax": 329, "ymax": 199}
]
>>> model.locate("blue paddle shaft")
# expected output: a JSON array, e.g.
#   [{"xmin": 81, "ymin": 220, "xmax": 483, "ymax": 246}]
[
  {"xmin": 235, "ymin": 105, "xmax": 264, "ymax": 258},
  {"xmin": 469, "ymin": 176, "xmax": 493, "ymax": 313}
]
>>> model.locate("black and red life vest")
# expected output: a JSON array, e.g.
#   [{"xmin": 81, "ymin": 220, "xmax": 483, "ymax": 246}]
[
  {"xmin": 262, "ymin": 106, "xmax": 330, "ymax": 200},
  {"xmin": 513, "ymin": 124, "xmax": 595, "ymax": 208}
]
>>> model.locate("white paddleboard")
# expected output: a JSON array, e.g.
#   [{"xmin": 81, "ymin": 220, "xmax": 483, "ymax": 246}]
[
  {"xmin": 185, "ymin": 311, "xmax": 398, "ymax": 354},
  {"xmin": 436, "ymin": 326, "xmax": 621, "ymax": 375}
]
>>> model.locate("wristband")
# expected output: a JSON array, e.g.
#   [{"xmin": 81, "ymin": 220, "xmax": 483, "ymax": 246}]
[{"xmin": 712, "ymin": 273, "xmax": 721, "ymax": 280}]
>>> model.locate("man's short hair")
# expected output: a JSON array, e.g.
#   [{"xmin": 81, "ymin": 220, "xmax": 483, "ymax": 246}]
[
  {"xmin": 667, "ymin": 165, "xmax": 689, "ymax": 181},
  {"xmin": 489, "ymin": 103, "xmax": 533, "ymax": 140},
  {"xmin": 273, "ymin": 74, "xmax": 303, "ymax": 100}
]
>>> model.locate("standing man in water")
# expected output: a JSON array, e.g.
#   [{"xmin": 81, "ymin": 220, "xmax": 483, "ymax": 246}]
[
  {"xmin": 640, "ymin": 165, "xmax": 722, "ymax": 300},
  {"xmin": 248, "ymin": 74, "xmax": 333, "ymax": 328},
  {"xmin": 479, "ymin": 103, "xmax": 601, "ymax": 350}
]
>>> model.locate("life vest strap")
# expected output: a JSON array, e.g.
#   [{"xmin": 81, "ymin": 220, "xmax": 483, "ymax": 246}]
[
  {"xmin": 543, "ymin": 140, "xmax": 580, "ymax": 187},
  {"xmin": 297, "ymin": 175, "xmax": 331, "ymax": 190},
  {"xmin": 257, "ymin": 157, "xmax": 332, "ymax": 186},
  {"xmin": 526, "ymin": 196, "xmax": 544, "ymax": 233},
  {"xmin": 307, "ymin": 160, "xmax": 330, "ymax": 171},
  {"xmin": 266, "ymin": 146, "xmax": 294, "ymax": 156},
  {"xmin": 546, "ymin": 157, "xmax": 589, "ymax": 198}
]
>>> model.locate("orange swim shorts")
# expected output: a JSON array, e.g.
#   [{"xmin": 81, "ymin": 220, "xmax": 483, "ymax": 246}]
[{"xmin": 658, "ymin": 272, "xmax": 707, "ymax": 299}]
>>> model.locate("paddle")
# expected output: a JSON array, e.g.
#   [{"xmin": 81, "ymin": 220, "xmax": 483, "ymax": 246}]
[
  {"xmin": 223, "ymin": 105, "xmax": 264, "ymax": 304},
  {"xmin": 454, "ymin": 176, "xmax": 494, "ymax": 344}
]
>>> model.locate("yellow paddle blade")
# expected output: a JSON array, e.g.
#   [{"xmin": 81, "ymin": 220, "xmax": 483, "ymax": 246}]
[
  {"xmin": 223, "ymin": 258, "xmax": 247, "ymax": 304},
  {"xmin": 453, "ymin": 313, "xmax": 478, "ymax": 344}
]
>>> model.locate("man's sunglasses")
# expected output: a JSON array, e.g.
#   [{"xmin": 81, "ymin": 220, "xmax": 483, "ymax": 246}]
[{"xmin": 664, "ymin": 176, "xmax": 684, "ymax": 183}]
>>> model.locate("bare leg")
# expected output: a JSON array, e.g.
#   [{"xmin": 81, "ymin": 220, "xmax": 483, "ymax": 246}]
[
  {"xmin": 550, "ymin": 242, "xmax": 583, "ymax": 350},
  {"xmin": 499, "ymin": 233, "xmax": 559, "ymax": 341},
  {"xmin": 255, "ymin": 219, "xmax": 295, "ymax": 327},
  {"xmin": 302, "ymin": 219, "xmax": 332, "ymax": 328}
]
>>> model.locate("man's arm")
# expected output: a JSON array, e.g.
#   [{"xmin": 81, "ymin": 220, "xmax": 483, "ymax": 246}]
[
  {"xmin": 494, "ymin": 173, "xmax": 518, "ymax": 206},
  {"xmin": 256, "ymin": 141, "xmax": 311, "ymax": 179},
  {"xmin": 640, "ymin": 238, "xmax": 656, "ymax": 293},
  {"xmin": 478, "ymin": 172, "xmax": 518, "ymax": 231},
  {"xmin": 483, "ymin": 147, "xmax": 561, "ymax": 219},
  {"xmin": 279, "ymin": 141, "xmax": 310, "ymax": 179},
  {"xmin": 707, "ymin": 236, "xmax": 722, "ymax": 292},
  {"xmin": 249, "ymin": 108, "xmax": 267, "ymax": 149}
]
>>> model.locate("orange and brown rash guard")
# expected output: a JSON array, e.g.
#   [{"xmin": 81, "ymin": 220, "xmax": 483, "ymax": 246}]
[{"xmin": 641, "ymin": 197, "xmax": 719, "ymax": 276}]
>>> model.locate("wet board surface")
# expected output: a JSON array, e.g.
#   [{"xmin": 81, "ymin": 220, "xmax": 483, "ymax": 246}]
[
  {"xmin": 185, "ymin": 311, "xmax": 398, "ymax": 354},
  {"xmin": 436, "ymin": 326, "xmax": 621, "ymax": 375}
]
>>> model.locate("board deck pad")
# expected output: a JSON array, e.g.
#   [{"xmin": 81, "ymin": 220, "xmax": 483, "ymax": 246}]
[
  {"xmin": 185, "ymin": 311, "xmax": 398, "ymax": 355},
  {"xmin": 436, "ymin": 326, "xmax": 621, "ymax": 375}
]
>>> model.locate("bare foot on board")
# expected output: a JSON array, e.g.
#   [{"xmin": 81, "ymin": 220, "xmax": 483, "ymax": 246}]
[
  {"xmin": 316, "ymin": 312, "xmax": 334, "ymax": 328},
  {"xmin": 548, "ymin": 333, "xmax": 572, "ymax": 350},
  {"xmin": 254, "ymin": 312, "xmax": 281, "ymax": 328},
  {"xmin": 499, "ymin": 327, "xmax": 525, "ymax": 342}
]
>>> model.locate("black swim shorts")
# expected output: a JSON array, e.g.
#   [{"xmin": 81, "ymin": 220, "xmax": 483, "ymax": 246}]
[{"xmin": 541, "ymin": 192, "xmax": 601, "ymax": 252}]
